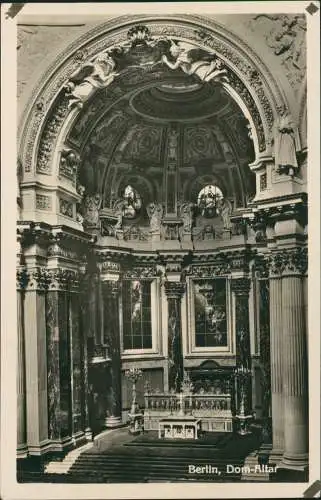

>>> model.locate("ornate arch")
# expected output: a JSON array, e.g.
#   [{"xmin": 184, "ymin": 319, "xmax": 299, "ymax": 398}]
[{"xmin": 18, "ymin": 14, "xmax": 293, "ymax": 229}]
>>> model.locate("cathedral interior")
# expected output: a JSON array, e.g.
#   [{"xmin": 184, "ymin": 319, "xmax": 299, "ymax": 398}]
[{"xmin": 16, "ymin": 13, "xmax": 308, "ymax": 482}]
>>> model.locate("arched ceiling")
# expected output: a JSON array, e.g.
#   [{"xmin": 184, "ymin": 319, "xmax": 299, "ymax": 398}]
[{"xmin": 67, "ymin": 67, "xmax": 255, "ymax": 210}]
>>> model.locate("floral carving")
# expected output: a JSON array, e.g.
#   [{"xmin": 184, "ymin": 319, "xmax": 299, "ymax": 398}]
[
  {"xmin": 268, "ymin": 247, "xmax": 307, "ymax": 276},
  {"xmin": 36, "ymin": 97, "xmax": 69, "ymax": 174}
]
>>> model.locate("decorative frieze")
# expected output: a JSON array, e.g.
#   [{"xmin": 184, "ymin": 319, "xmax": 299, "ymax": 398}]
[
  {"xmin": 18, "ymin": 267, "xmax": 83, "ymax": 291},
  {"xmin": 36, "ymin": 194, "xmax": 52, "ymax": 211},
  {"xmin": 123, "ymin": 265, "xmax": 159, "ymax": 280}
]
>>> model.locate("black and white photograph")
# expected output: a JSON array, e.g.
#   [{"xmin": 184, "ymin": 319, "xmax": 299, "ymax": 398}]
[{"xmin": 1, "ymin": 1, "xmax": 320, "ymax": 498}]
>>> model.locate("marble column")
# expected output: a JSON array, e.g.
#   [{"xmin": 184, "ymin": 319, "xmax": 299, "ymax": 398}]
[
  {"xmin": 46, "ymin": 287, "xmax": 72, "ymax": 447},
  {"xmin": 269, "ymin": 274, "xmax": 284, "ymax": 463},
  {"xmin": 232, "ymin": 278, "xmax": 253, "ymax": 433},
  {"xmin": 280, "ymin": 265, "xmax": 308, "ymax": 470},
  {"xmin": 16, "ymin": 269, "xmax": 28, "ymax": 457},
  {"xmin": 23, "ymin": 268, "xmax": 51, "ymax": 455},
  {"xmin": 164, "ymin": 281, "xmax": 185, "ymax": 393},
  {"xmin": 102, "ymin": 280, "xmax": 122, "ymax": 427},
  {"xmin": 79, "ymin": 274, "xmax": 92, "ymax": 441}
]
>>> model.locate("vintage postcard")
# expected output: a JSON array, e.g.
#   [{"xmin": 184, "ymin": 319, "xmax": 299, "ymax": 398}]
[{"xmin": 1, "ymin": 1, "xmax": 320, "ymax": 499}]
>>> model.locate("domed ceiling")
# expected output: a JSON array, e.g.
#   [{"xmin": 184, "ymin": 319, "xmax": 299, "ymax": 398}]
[{"xmin": 67, "ymin": 67, "xmax": 255, "ymax": 213}]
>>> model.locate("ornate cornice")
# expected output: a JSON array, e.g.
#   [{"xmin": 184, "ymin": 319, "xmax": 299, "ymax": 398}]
[{"xmin": 164, "ymin": 281, "xmax": 186, "ymax": 299}]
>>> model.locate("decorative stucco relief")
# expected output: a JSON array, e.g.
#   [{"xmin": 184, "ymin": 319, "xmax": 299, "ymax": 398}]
[{"xmin": 247, "ymin": 14, "xmax": 306, "ymax": 92}]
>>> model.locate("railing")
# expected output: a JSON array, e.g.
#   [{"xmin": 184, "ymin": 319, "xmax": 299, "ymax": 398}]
[{"xmin": 143, "ymin": 391, "xmax": 233, "ymax": 432}]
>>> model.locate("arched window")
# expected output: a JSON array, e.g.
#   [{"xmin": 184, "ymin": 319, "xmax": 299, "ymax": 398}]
[
  {"xmin": 197, "ymin": 184, "xmax": 223, "ymax": 218},
  {"xmin": 122, "ymin": 185, "xmax": 142, "ymax": 219}
]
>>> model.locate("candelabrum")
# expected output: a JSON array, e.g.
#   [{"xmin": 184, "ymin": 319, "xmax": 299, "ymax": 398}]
[
  {"xmin": 125, "ymin": 368, "xmax": 143, "ymax": 415},
  {"xmin": 234, "ymin": 365, "xmax": 253, "ymax": 435}
]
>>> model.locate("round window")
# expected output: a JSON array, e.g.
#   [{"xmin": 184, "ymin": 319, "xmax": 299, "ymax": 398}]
[{"xmin": 197, "ymin": 185, "xmax": 223, "ymax": 218}]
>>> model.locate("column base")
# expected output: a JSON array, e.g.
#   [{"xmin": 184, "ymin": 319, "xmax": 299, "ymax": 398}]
[
  {"xmin": 278, "ymin": 453, "xmax": 309, "ymax": 471},
  {"xmin": 105, "ymin": 415, "xmax": 122, "ymax": 428},
  {"xmin": 27, "ymin": 438, "xmax": 52, "ymax": 456},
  {"xmin": 17, "ymin": 444, "xmax": 28, "ymax": 459},
  {"xmin": 269, "ymin": 448, "xmax": 284, "ymax": 466}
]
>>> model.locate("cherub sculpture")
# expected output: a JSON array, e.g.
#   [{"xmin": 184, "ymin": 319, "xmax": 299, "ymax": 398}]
[
  {"xmin": 65, "ymin": 52, "xmax": 118, "ymax": 109},
  {"xmin": 162, "ymin": 41, "xmax": 229, "ymax": 84}
]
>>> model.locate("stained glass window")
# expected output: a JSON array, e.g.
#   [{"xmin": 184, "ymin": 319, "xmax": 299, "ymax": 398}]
[
  {"xmin": 194, "ymin": 279, "xmax": 228, "ymax": 347},
  {"xmin": 123, "ymin": 280, "xmax": 152, "ymax": 350},
  {"xmin": 197, "ymin": 184, "xmax": 223, "ymax": 218}
]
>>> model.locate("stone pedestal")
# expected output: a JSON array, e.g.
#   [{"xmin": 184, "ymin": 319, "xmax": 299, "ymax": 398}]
[
  {"xmin": 164, "ymin": 281, "xmax": 185, "ymax": 393},
  {"xmin": 102, "ymin": 281, "xmax": 122, "ymax": 428},
  {"xmin": 269, "ymin": 276, "xmax": 284, "ymax": 464}
]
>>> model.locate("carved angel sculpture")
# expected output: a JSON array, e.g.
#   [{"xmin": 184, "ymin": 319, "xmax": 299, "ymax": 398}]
[
  {"xmin": 274, "ymin": 111, "xmax": 299, "ymax": 176},
  {"xmin": 65, "ymin": 52, "xmax": 118, "ymax": 109},
  {"xmin": 162, "ymin": 41, "xmax": 229, "ymax": 84},
  {"xmin": 147, "ymin": 202, "xmax": 163, "ymax": 232},
  {"xmin": 217, "ymin": 198, "xmax": 232, "ymax": 230}
]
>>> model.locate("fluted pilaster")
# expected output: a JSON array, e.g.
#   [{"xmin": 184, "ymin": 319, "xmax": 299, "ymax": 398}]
[
  {"xmin": 269, "ymin": 276, "xmax": 284, "ymax": 460},
  {"xmin": 164, "ymin": 281, "xmax": 185, "ymax": 393},
  {"xmin": 281, "ymin": 275, "xmax": 308, "ymax": 469}
]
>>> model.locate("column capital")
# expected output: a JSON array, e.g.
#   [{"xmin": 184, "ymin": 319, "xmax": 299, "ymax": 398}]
[
  {"xmin": 268, "ymin": 247, "xmax": 307, "ymax": 277},
  {"xmin": 16, "ymin": 268, "xmax": 29, "ymax": 290},
  {"xmin": 231, "ymin": 277, "xmax": 251, "ymax": 296},
  {"xmin": 164, "ymin": 281, "xmax": 185, "ymax": 299}
]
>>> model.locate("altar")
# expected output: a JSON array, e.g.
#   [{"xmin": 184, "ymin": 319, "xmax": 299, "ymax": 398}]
[{"xmin": 158, "ymin": 416, "xmax": 201, "ymax": 440}]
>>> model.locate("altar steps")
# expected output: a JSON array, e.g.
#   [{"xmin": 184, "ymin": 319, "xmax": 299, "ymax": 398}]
[{"xmin": 67, "ymin": 453, "xmax": 244, "ymax": 482}]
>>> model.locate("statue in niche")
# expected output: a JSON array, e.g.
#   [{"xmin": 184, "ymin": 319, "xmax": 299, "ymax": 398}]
[
  {"xmin": 179, "ymin": 202, "xmax": 194, "ymax": 233},
  {"xmin": 162, "ymin": 41, "xmax": 229, "ymax": 84},
  {"xmin": 113, "ymin": 199, "xmax": 125, "ymax": 231},
  {"xmin": 217, "ymin": 198, "xmax": 233, "ymax": 230},
  {"xmin": 274, "ymin": 111, "xmax": 299, "ymax": 176},
  {"xmin": 147, "ymin": 202, "xmax": 163, "ymax": 232},
  {"xmin": 82, "ymin": 194, "xmax": 101, "ymax": 226},
  {"xmin": 65, "ymin": 52, "xmax": 119, "ymax": 109}
]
